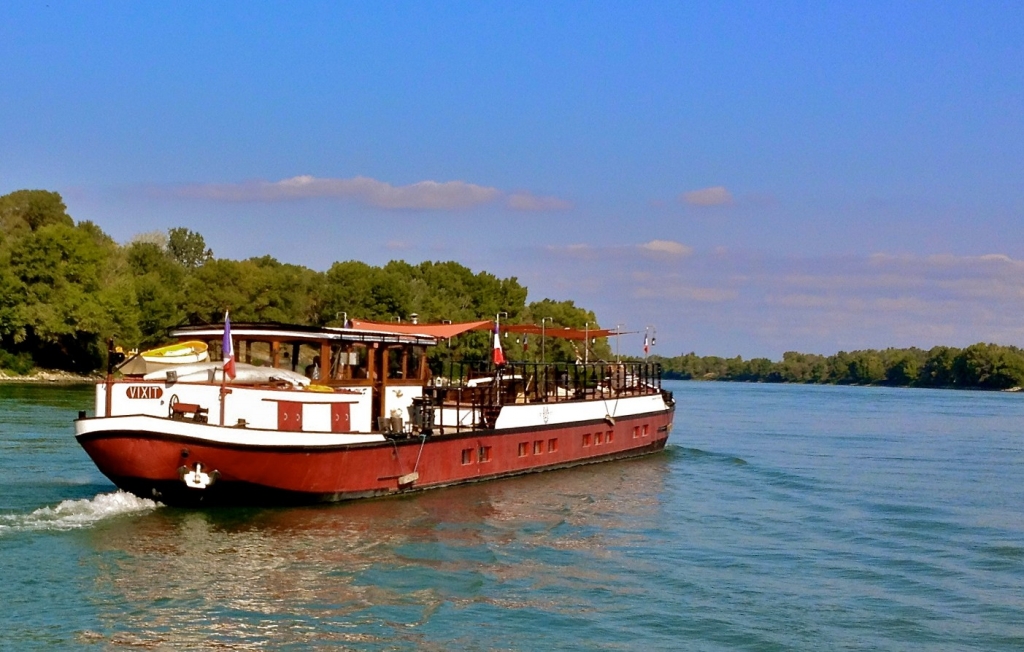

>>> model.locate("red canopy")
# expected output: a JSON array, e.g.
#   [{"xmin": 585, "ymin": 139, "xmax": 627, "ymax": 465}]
[
  {"xmin": 348, "ymin": 319, "xmax": 491, "ymax": 339},
  {"xmin": 348, "ymin": 319, "xmax": 628, "ymax": 341},
  {"xmin": 499, "ymin": 323, "xmax": 627, "ymax": 341}
]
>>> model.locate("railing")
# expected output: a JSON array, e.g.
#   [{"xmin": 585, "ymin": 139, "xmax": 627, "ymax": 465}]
[{"xmin": 423, "ymin": 361, "xmax": 663, "ymax": 431}]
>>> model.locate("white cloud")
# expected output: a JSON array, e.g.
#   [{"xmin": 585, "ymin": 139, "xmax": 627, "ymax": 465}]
[
  {"xmin": 639, "ymin": 239, "xmax": 693, "ymax": 256},
  {"xmin": 178, "ymin": 175, "xmax": 499, "ymax": 210},
  {"xmin": 174, "ymin": 175, "xmax": 573, "ymax": 212},
  {"xmin": 527, "ymin": 245, "xmax": 1024, "ymax": 356},
  {"xmin": 681, "ymin": 185, "xmax": 733, "ymax": 206}
]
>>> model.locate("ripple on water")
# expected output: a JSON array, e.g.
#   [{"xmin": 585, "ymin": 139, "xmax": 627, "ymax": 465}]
[{"xmin": 3, "ymin": 382, "xmax": 1024, "ymax": 650}]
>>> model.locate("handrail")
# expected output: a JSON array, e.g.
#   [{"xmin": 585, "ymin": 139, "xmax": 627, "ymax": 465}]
[{"xmin": 429, "ymin": 361, "xmax": 662, "ymax": 431}]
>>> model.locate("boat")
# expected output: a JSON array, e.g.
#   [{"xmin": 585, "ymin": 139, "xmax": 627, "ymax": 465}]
[
  {"xmin": 140, "ymin": 340, "xmax": 209, "ymax": 365},
  {"xmin": 74, "ymin": 319, "xmax": 675, "ymax": 506}
]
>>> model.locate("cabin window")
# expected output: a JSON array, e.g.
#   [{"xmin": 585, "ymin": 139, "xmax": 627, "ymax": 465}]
[
  {"xmin": 411, "ymin": 345, "xmax": 427, "ymax": 381},
  {"xmin": 606, "ymin": 430, "xmax": 614, "ymax": 443},
  {"xmin": 329, "ymin": 345, "xmax": 360, "ymax": 380},
  {"xmin": 632, "ymin": 426, "xmax": 640, "ymax": 439},
  {"xmin": 518, "ymin": 442, "xmax": 528, "ymax": 457},
  {"xmin": 533, "ymin": 440, "xmax": 543, "ymax": 455},
  {"xmin": 461, "ymin": 448, "xmax": 475, "ymax": 465},
  {"xmin": 479, "ymin": 446, "xmax": 492, "ymax": 462},
  {"xmin": 595, "ymin": 432, "xmax": 603, "ymax": 445},
  {"xmin": 547, "ymin": 438, "xmax": 558, "ymax": 453},
  {"xmin": 245, "ymin": 340, "xmax": 272, "ymax": 366},
  {"xmin": 582, "ymin": 433, "xmax": 591, "ymax": 447},
  {"xmin": 348, "ymin": 345, "xmax": 369, "ymax": 379},
  {"xmin": 298, "ymin": 344, "xmax": 322, "ymax": 379},
  {"xmin": 642, "ymin": 424, "xmax": 649, "ymax": 437},
  {"xmin": 387, "ymin": 347, "xmax": 409, "ymax": 380}
]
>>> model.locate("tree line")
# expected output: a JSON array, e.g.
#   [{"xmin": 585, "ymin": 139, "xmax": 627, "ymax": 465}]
[
  {"xmin": 4, "ymin": 188, "xmax": 1021, "ymax": 390},
  {"xmin": 0, "ymin": 189, "xmax": 607, "ymax": 374},
  {"xmin": 651, "ymin": 344, "xmax": 1024, "ymax": 390}
]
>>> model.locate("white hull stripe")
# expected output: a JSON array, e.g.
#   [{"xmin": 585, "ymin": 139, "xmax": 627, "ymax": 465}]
[{"xmin": 76, "ymin": 415, "xmax": 386, "ymax": 447}]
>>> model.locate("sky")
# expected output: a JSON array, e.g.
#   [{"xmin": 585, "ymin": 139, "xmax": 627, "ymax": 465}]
[{"xmin": 2, "ymin": 1, "xmax": 1022, "ymax": 358}]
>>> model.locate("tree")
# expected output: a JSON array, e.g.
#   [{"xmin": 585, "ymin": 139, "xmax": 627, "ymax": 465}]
[
  {"xmin": 955, "ymin": 343, "xmax": 1024, "ymax": 390},
  {"xmin": 167, "ymin": 227, "xmax": 212, "ymax": 268},
  {"xmin": 920, "ymin": 346, "xmax": 959, "ymax": 387},
  {"xmin": 886, "ymin": 353, "xmax": 920, "ymax": 386},
  {"xmin": 0, "ymin": 189, "xmax": 72, "ymax": 234},
  {"xmin": 521, "ymin": 299, "xmax": 611, "ymax": 363},
  {"xmin": 126, "ymin": 241, "xmax": 187, "ymax": 343},
  {"xmin": 5, "ymin": 221, "xmax": 132, "ymax": 370}
]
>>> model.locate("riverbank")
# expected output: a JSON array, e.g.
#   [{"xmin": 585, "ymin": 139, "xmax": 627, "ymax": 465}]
[
  {"xmin": 663, "ymin": 375, "xmax": 1023, "ymax": 392},
  {"xmin": 0, "ymin": 369, "xmax": 99, "ymax": 384}
]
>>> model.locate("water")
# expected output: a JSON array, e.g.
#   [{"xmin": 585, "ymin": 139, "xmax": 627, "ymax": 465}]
[{"xmin": 1, "ymin": 381, "xmax": 1022, "ymax": 650}]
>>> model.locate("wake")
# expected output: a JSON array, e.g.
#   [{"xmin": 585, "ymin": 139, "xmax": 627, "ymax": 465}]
[{"xmin": 0, "ymin": 491, "xmax": 160, "ymax": 535}]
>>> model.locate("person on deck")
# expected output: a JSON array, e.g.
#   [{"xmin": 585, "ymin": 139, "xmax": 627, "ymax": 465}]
[{"xmin": 305, "ymin": 355, "xmax": 321, "ymax": 380}]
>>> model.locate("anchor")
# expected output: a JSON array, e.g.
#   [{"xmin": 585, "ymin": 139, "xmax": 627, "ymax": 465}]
[{"xmin": 179, "ymin": 463, "xmax": 220, "ymax": 490}]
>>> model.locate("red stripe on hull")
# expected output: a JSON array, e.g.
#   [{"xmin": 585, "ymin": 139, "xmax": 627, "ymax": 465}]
[{"xmin": 77, "ymin": 409, "xmax": 674, "ymax": 506}]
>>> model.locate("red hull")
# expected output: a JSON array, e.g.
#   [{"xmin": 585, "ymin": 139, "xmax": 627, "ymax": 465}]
[{"xmin": 77, "ymin": 409, "xmax": 674, "ymax": 506}]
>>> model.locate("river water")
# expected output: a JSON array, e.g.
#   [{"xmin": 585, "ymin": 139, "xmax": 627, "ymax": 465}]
[{"xmin": 1, "ymin": 381, "xmax": 1022, "ymax": 650}]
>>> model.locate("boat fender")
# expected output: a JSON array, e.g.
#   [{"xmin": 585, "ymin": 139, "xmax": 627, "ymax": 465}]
[{"xmin": 604, "ymin": 415, "xmax": 616, "ymax": 426}]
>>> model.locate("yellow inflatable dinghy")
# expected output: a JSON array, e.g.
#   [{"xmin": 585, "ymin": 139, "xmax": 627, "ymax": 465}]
[{"xmin": 140, "ymin": 340, "xmax": 209, "ymax": 365}]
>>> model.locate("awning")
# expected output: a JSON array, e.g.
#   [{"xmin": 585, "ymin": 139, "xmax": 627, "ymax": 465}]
[
  {"xmin": 500, "ymin": 324, "xmax": 630, "ymax": 341},
  {"xmin": 348, "ymin": 319, "xmax": 492, "ymax": 339},
  {"xmin": 348, "ymin": 319, "xmax": 630, "ymax": 341}
]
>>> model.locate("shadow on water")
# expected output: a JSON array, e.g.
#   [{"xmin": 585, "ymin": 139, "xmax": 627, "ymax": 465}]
[
  {"xmin": 0, "ymin": 383, "xmax": 94, "ymax": 409},
  {"xmin": 62, "ymin": 454, "xmax": 678, "ymax": 649}
]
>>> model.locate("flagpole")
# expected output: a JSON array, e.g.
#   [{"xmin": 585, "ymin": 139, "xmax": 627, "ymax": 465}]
[
  {"xmin": 540, "ymin": 317, "xmax": 552, "ymax": 365},
  {"xmin": 615, "ymin": 323, "xmax": 624, "ymax": 362},
  {"xmin": 220, "ymin": 310, "xmax": 234, "ymax": 426},
  {"xmin": 584, "ymin": 322, "xmax": 591, "ymax": 365}
]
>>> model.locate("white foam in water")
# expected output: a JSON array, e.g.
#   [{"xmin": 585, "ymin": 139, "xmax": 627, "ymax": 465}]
[{"xmin": 0, "ymin": 491, "xmax": 161, "ymax": 535}]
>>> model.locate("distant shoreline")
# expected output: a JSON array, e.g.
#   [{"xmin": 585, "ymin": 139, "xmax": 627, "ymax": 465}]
[{"xmin": 663, "ymin": 375, "xmax": 1023, "ymax": 392}]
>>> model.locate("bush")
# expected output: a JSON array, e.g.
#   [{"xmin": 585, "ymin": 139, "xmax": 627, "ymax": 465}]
[{"xmin": 0, "ymin": 349, "xmax": 35, "ymax": 375}]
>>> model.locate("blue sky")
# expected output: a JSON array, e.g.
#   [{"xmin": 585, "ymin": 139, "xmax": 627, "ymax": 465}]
[{"xmin": 2, "ymin": 1, "xmax": 1022, "ymax": 357}]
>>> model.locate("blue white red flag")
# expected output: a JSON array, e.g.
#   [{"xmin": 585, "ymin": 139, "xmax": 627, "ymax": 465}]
[
  {"xmin": 643, "ymin": 334, "xmax": 649, "ymax": 356},
  {"xmin": 522, "ymin": 333, "xmax": 528, "ymax": 352},
  {"xmin": 492, "ymin": 322, "xmax": 506, "ymax": 366},
  {"xmin": 223, "ymin": 311, "xmax": 236, "ymax": 379}
]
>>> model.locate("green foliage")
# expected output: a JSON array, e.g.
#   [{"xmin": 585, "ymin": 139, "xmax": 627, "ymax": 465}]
[
  {"xmin": 655, "ymin": 343, "xmax": 1024, "ymax": 390},
  {"xmin": 0, "ymin": 189, "xmax": 585, "ymax": 372},
  {"xmin": 316, "ymin": 259, "xmax": 560, "ymax": 363},
  {"xmin": 518, "ymin": 299, "xmax": 611, "ymax": 364},
  {"xmin": 5, "ymin": 186, "xmax": 1019, "ymax": 390},
  {"xmin": 182, "ymin": 256, "xmax": 321, "ymax": 325},
  {"xmin": 126, "ymin": 241, "xmax": 187, "ymax": 343},
  {"xmin": 0, "ymin": 189, "xmax": 72, "ymax": 234},
  {"xmin": 0, "ymin": 349, "xmax": 34, "ymax": 375},
  {"xmin": 167, "ymin": 227, "xmax": 212, "ymax": 268}
]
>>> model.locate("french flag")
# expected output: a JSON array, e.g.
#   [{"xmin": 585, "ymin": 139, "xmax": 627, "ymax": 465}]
[
  {"xmin": 492, "ymin": 322, "xmax": 506, "ymax": 366},
  {"xmin": 223, "ymin": 311, "xmax": 236, "ymax": 380},
  {"xmin": 644, "ymin": 334, "xmax": 649, "ymax": 356}
]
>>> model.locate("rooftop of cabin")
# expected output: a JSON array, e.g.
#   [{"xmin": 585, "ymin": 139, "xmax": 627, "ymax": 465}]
[{"xmin": 171, "ymin": 322, "xmax": 437, "ymax": 346}]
